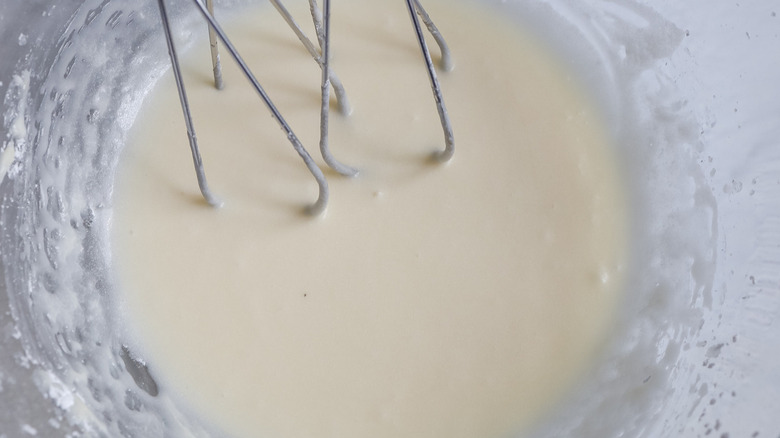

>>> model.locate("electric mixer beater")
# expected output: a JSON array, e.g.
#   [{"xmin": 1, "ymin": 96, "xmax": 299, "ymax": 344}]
[{"xmin": 156, "ymin": 0, "xmax": 455, "ymax": 215}]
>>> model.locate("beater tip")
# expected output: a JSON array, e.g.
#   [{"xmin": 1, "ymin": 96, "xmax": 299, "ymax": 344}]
[
  {"xmin": 304, "ymin": 202, "xmax": 327, "ymax": 217},
  {"xmin": 431, "ymin": 147, "xmax": 454, "ymax": 163},
  {"xmin": 440, "ymin": 53, "xmax": 454, "ymax": 72},
  {"xmin": 203, "ymin": 191, "xmax": 224, "ymax": 208}
]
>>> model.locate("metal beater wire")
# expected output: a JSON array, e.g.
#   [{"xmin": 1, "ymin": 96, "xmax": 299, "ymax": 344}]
[
  {"xmin": 157, "ymin": 0, "xmax": 222, "ymax": 207},
  {"xmin": 269, "ymin": 0, "xmax": 352, "ymax": 116},
  {"xmin": 412, "ymin": 0, "xmax": 453, "ymax": 72},
  {"xmin": 203, "ymin": 0, "xmax": 357, "ymax": 176},
  {"xmin": 206, "ymin": 0, "xmax": 224, "ymax": 89},
  {"xmin": 158, "ymin": 0, "xmax": 329, "ymax": 215},
  {"xmin": 405, "ymin": 0, "xmax": 455, "ymax": 162},
  {"xmin": 157, "ymin": 0, "xmax": 455, "ymax": 214},
  {"xmin": 315, "ymin": 0, "xmax": 360, "ymax": 177}
]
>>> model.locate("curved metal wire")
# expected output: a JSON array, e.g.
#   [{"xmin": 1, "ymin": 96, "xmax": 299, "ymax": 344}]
[{"xmin": 155, "ymin": 0, "xmax": 455, "ymax": 215}]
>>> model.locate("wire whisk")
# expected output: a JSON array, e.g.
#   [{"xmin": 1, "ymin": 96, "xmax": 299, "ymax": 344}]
[{"xmin": 156, "ymin": 0, "xmax": 454, "ymax": 215}]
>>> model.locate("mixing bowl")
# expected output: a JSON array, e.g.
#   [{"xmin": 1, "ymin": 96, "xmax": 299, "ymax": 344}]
[{"xmin": 1, "ymin": 0, "xmax": 779, "ymax": 437}]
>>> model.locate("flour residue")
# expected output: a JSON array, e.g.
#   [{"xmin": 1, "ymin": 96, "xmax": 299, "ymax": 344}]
[{"xmin": 0, "ymin": 71, "xmax": 30, "ymax": 182}]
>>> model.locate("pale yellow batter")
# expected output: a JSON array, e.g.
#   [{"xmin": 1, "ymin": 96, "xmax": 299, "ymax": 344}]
[{"xmin": 113, "ymin": 1, "xmax": 627, "ymax": 437}]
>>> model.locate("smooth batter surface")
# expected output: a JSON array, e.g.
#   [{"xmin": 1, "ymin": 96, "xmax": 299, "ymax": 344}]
[{"xmin": 113, "ymin": 1, "xmax": 627, "ymax": 437}]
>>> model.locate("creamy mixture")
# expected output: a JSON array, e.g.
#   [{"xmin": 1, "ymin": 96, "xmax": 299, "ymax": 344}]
[{"xmin": 113, "ymin": 1, "xmax": 627, "ymax": 437}]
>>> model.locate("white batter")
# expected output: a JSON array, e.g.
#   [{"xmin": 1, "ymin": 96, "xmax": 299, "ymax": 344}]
[{"xmin": 113, "ymin": 1, "xmax": 627, "ymax": 437}]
